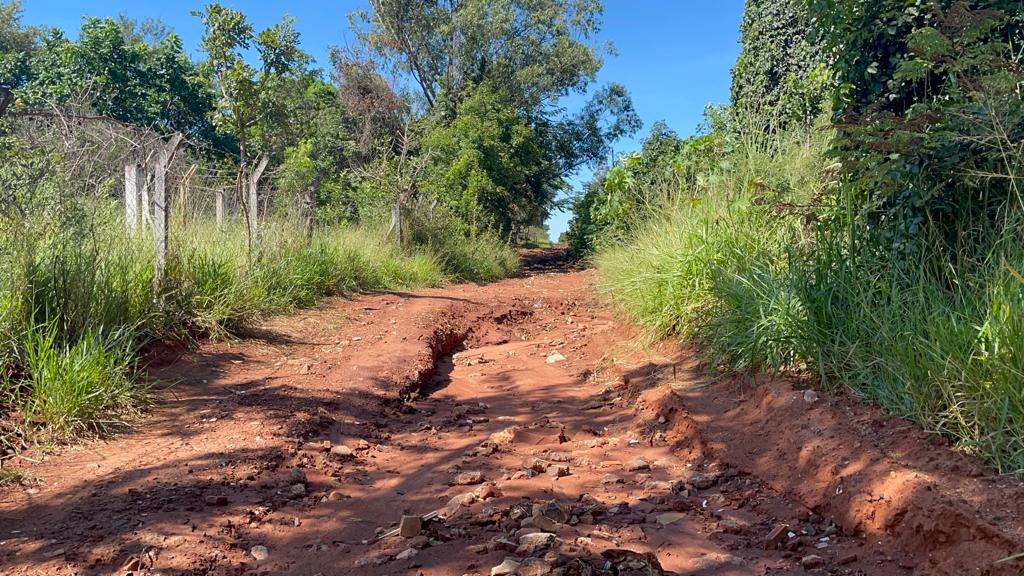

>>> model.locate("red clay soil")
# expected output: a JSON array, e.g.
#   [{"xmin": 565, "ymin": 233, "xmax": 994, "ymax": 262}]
[{"xmin": 1, "ymin": 248, "xmax": 1022, "ymax": 576}]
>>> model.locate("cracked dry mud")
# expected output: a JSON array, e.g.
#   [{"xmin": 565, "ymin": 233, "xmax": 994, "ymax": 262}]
[{"xmin": 1, "ymin": 249, "xmax": 1023, "ymax": 576}]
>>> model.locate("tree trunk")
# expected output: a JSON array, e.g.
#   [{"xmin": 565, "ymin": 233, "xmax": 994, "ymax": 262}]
[
  {"xmin": 302, "ymin": 170, "xmax": 326, "ymax": 238},
  {"xmin": 246, "ymin": 154, "xmax": 270, "ymax": 252},
  {"xmin": 0, "ymin": 86, "xmax": 12, "ymax": 119},
  {"xmin": 391, "ymin": 200, "xmax": 402, "ymax": 250}
]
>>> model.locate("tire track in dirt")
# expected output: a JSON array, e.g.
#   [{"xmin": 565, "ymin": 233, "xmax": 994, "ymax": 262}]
[{"xmin": 0, "ymin": 248, "xmax": 1021, "ymax": 576}]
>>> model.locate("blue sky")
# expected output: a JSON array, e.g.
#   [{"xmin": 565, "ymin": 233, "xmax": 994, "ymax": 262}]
[{"xmin": 18, "ymin": 0, "xmax": 744, "ymax": 240}]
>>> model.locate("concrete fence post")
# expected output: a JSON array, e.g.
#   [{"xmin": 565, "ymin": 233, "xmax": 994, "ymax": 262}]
[{"xmin": 124, "ymin": 163, "xmax": 142, "ymax": 232}]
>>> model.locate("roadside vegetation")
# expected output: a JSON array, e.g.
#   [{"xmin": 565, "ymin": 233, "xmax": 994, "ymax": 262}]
[
  {"xmin": 571, "ymin": 0, "xmax": 1024, "ymax": 473},
  {"xmin": 0, "ymin": 0, "xmax": 637, "ymax": 448}
]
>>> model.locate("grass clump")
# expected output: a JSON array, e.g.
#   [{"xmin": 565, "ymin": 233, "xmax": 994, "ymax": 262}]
[
  {"xmin": 0, "ymin": 468, "xmax": 29, "ymax": 487},
  {"xmin": 590, "ymin": 110, "xmax": 1024, "ymax": 473},
  {"xmin": 17, "ymin": 326, "xmax": 140, "ymax": 438}
]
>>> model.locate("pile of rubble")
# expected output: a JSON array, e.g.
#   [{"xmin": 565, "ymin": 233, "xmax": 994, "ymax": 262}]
[{"xmin": 362, "ymin": 481, "xmax": 674, "ymax": 576}]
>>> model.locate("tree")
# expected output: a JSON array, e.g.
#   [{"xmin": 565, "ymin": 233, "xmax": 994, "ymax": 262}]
[
  {"xmin": 16, "ymin": 17, "xmax": 213, "ymax": 138},
  {"xmin": 0, "ymin": 0, "xmax": 40, "ymax": 90},
  {"xmin": 194, "ymin": 3, "xmax": 310, "ymax": 251},
  {"xmin": 731, "ymin": 0, "xmax": 830, "ymax": 127},
  {"xmin": 355, "ymin": 0, "xmax": 606, "ymax": 113},
  {"xmin": 422, "ymin": 82, "xmax": 559, "ymax": 236},
  {"xmin": 331, "ymin": 50, "xmax": 409, "ymax": 164},
  {"xmin": 116, "ymin": 14, "xmax": 172, "ymax": 46},
  {"xmin": 808, "ymin": 0, "xmax": 1024, "ymax": 242},
  {"xmin": 354, "ymin": 0, "xmax": 640, "ymax": 235}
]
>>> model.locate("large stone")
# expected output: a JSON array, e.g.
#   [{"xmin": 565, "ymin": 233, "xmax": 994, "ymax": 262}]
[
  {"xmin": 517, "ymin": 532, "xmax": 556, "ymax": 554},
  {"xmin": 519, "ymin": 557, "xmax": 554, "ymax": 576},
  {"xmin": 527, "ymin": 457, "xmax": 549, "ymax": 473},
  {"xmin": 491, "ymin": 558, "xmax": 521, "ymax": 576},
  {"xmin": 547, "ymin": 464, "xmax": 570, "ymax": 478},
  {"xmin": 444, "ymin": 492, "xmax": 477, "ymax": 517},
  {"xmin": 533, "ymin": 501, "xmax": 568, "ymax": 526},
  {"xmin": 624, "ymin": 458, "xmax": 650, "ymax": 472},
  {"xmin": 689, "ymin": 472, "xmax": 718, "ymax": 490}
]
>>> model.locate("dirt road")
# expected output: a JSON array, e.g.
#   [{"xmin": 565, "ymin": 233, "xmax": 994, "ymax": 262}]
[{"xmin": 1, "ymin": 249, "xmax": 1023, "ymax": 575}]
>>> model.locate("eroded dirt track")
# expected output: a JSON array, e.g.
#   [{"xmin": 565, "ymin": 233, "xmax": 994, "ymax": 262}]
[{"xmin": 2, "ymin": 249, "xmax": 1023, "ymax": 576}]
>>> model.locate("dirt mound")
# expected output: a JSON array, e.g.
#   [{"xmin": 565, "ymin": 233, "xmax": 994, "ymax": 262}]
[{"xmin": 624, "ymin": 361, "xmax": 1024, "ymax": 576}]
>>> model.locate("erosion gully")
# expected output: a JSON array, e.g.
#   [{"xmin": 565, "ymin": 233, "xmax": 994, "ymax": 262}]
[{"xmin": 1, "ymin": 249, "xmax": 1022, "ymax": 576}]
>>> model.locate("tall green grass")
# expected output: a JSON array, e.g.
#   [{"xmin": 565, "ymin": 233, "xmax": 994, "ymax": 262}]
[
  {"xmin": 0, "ymin": 206, "xmax": 518, "ymax": 443},
  {"xmin": 594, "ymin": 116, "xmax": 1024, "ymax": 473}
]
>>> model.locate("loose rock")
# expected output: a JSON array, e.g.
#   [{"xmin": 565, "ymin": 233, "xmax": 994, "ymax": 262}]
[
  {"xmin": 547, "ymin": 464, "xmax": 570, "ymax": 478},
  {"xmin": 801, "ymin": 555, "xmax": 825, "ymax": 569},
  {"xmin": 545, "ymin": 353, "xmax": 567, "ymax": 364},
  {"xmin": 624, "ymin": 458, "xmax": 650, "ymax": 472},
  {"xmin": 395, "ymin": 548, "xmax": 418, "ymax": 561},
  {"xmin": 491, "ymin": 557, "xmax": 522, "ymax": 576},
  {"xmin": 354, "ymin": 555, "xmax": 390, "ymax": 567},
  {"xmin": 330, "ymin": 445, "xmax": 354, "ymax": 458},
  {"xmin": 520, "ymin": 557, "xmax": 554, "ymax": 576},
  {"xmin": 455, "ymin": 471, "xmax": 485, "ymax": 485},
  {"xmin": 602, "ymin": 473, "xmax": 624, "ymax": 485},
  {"xmin": 517, "ymin": 532, "xmax": 556, "ymax": 554},
  {"xmin": 764, "ymin": 523, "xmax": 788, "ymax": 549},
  {"xmin": 526, "ymin": 457, "xmax": 549, "ymax": 473},
  {"xmin": 689, "ymin": 472, "xmax": 718, "ymax": 490},
  {"xmin": 250, "ymin": 545, "xmax": 269, "ymax": 561},
  {"xmin": 445, "ymin": 492, "xmax": 477, "ymax": 516}
]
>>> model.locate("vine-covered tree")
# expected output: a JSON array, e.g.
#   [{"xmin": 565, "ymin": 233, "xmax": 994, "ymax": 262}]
[{"xmin": 730, "ymin": 0, "xmax": 830, "ymax": 126}]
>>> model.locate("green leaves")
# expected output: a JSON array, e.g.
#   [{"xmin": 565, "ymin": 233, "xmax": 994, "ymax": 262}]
[
  {"xmin": 13, "ymin": 15, "xmax": 213, "ymax": 137},
  {"xmin": 907, "ymin": 26, "xmax": 953, "ymax": 60},
  {"xmin": 358, "ymin": 0, "xmax": 607, "ymax": 112},
  {"xmin": 730, "ymin": 0, "xmax": 830, "ymax": 128},
  {"xmin": 421, "ymin": 82, "xmax": 555, "ymax": 236},
  {"xmin": 194, "ymin": 3, "xmax": 311, "ymax": 156},
  {"xmin": 808, "ymin": 0, "xmax": 1024, "ymax": 245}
]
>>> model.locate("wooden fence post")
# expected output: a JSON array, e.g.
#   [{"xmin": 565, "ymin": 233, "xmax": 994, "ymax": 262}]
[{"xmin": 124, "ymin": 163, "xmax": 142, "ymax": 232}]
